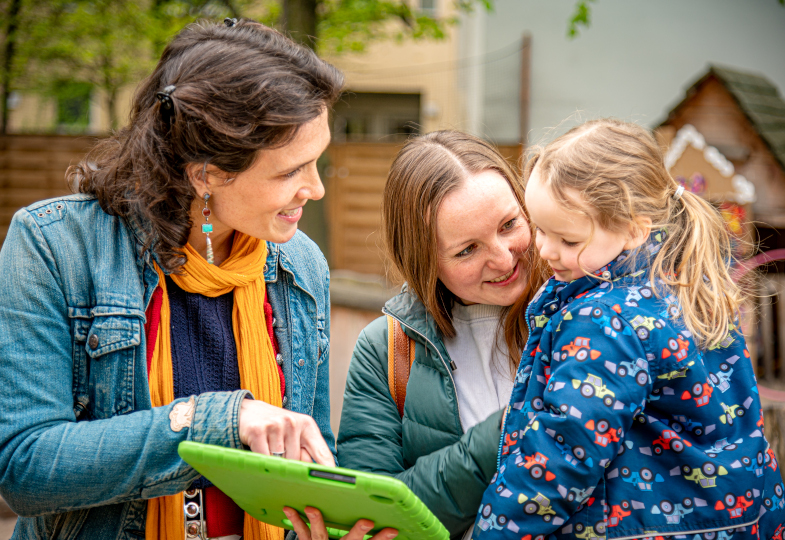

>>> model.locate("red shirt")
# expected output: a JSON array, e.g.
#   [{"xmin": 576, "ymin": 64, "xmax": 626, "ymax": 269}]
[{"xmin": 144, "ymin": 286, "xmax": 284, "ymax": 537}]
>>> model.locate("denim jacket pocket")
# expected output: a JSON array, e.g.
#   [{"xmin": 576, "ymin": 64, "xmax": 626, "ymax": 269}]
[{"xmin": 75, "ymin": 313, "xmax": 141, "ymax": 419}]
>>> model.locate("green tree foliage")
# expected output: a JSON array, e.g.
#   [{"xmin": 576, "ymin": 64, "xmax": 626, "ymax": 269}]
[
  {"xmin": 283, "ymin": 0, "xmax": 494, "ymax": 52},
  {"xmin": 317, "ymin": 0, "xmax": 456, "ymax": 53},
  {"xmin": 0, "ymin": 0, "xmax": 277, "ymax": 132},
  {"xmin": 1, "ymin": 0, "xmax": 21, "ymax": 132},
  {"xmin": 567, "ymin": 0, "xmax": 595, "ymax": 38},
  {"xmin": 1, "ymin": 0, "xmax": 492, "ymax": 132},
  {"xmin": 23, "ymin": 0, "xmax": 158, "ymax": 130}
]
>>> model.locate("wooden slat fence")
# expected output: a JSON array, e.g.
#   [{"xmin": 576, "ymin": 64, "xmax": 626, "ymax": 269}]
[
  {"xmin": 324, "ymin": 143, "xmax": 400, "ymax": 276},
  {"xmin": 0, "ymin": 135, "xmax": 97, "ymax": 243}
]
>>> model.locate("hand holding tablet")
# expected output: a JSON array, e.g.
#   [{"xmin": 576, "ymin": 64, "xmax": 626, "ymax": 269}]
[
  {"xmin": 178, "ymin": 441, "xmax": 449, "ymax": 540},
  {"xmin": 283, "ymin": 506, "xmax": 398, "ymax": 540}
]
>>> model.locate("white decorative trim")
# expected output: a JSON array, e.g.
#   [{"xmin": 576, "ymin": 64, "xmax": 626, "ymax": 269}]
[
  {"xmin": 664, "ymin": 124, "xmax": 756, "ymax": 204},
  {"xmin": 732, "ymin": 174, "xmax": 756, "ymax": 204},
  {"xmin": 663, "ymin": 124, "xmax": 705, "ymax": 170}
]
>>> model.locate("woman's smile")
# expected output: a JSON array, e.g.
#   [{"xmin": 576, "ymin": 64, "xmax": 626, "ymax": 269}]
[
  {"xmin": 277, "ymin": 206, "xmax": 303, "ymax": 223},
  {"xmin": 486, "ymin": 262, "xmax": 519, "ymax": 285}
]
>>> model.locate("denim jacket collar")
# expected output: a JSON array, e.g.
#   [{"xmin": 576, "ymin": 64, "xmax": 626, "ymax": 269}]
[{"xmin": 264, "ymin": 241, "xmax": 281, "ymax": 283}]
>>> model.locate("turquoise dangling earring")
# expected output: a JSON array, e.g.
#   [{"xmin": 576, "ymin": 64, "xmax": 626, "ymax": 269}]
[{"xmin": 202, "ymin": 193, "xmax": 214, "ymax": 264}]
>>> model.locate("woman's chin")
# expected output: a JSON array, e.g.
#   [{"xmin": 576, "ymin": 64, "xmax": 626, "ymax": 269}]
[{"xmin": 256, "ymin": 222, "xmax": 299, "ymax": 245}]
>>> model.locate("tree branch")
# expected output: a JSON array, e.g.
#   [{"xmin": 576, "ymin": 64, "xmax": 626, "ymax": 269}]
[{"xmin": 1, "ymin": 0, "xmax": 22, "ymax": 134}]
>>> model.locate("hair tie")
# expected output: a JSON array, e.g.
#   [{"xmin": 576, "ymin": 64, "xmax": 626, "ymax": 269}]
[
  {"xmin": 224, "ymin": 17, "xmax": 237, "ymax": 27},
  {"xmin": 156, "ymin": 85, "xmax": 176, "ymax": 110},
  {"xmin": 672, "ymin": 184, "xmax": 685, "ymax": 201},
  {"xmin": 156, "ymin": 85, "xmax": 176, "ymax": 124}
]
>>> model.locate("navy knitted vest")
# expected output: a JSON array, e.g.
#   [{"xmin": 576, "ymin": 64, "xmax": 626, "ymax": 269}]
[{"xmin": 167, "ymin": 276, "xmax": 240, "ymax": 489}]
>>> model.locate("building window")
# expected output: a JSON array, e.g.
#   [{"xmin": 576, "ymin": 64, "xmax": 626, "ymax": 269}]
[
  {"xmin": 332, "ymin": 92, "xmax": 421, "ymax": 142},
  {"xmin": 420, "ymin": 0, "xmax": 437, "ymax": 16},
  {"xmin": 55, "ymin": 81, "xmax": 92, "ymax": 133}
]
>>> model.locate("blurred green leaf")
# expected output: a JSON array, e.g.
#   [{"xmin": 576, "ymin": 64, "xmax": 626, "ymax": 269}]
[{"xmin": 567, "ymin": 0, "xmax": 595, "ymax": 38}]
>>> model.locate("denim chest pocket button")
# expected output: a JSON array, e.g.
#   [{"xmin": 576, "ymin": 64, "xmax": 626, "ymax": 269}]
[{"xmin": 85, "ymin": 316, "xmax": 141, "ymax": 358}]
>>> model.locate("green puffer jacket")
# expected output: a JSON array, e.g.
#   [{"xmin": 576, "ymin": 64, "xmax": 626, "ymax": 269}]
[{"xmin": 337, "ymin": 289, "xmax": 505, "ymax": 539}]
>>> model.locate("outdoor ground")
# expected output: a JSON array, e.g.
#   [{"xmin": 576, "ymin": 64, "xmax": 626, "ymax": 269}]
[{"xmin": 0, "ymin": 496, "xmax": 14, "ymax": 540}]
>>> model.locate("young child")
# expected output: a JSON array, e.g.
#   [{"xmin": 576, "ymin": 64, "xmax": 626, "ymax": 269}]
[{"xmin": 473, "ymin": 119, "xmax": 785, "ymax": 540}]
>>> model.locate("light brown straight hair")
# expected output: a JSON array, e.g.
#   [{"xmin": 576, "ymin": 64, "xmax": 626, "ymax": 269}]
[
  {"xmin": 523, "ymin": 118, "xmax": 747, "ymax": 348},
  {"xmin": 382, "ymin": 130, "xmax": 550, "ymax": 370}
]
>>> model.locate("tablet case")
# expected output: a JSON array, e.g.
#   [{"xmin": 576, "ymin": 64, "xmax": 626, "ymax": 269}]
[{"xmin": 178, "ymin": 441, "xmax": 449, "ymax": 540}]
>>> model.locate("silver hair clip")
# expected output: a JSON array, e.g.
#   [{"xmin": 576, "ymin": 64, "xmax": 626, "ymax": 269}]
[{"xmin": 672, "ymin": 185, "xmax": 685, "ymax": 201}]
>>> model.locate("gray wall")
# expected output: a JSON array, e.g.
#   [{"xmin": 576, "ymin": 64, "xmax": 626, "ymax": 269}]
[{"xmin": 475, "ymin": 0, "xmax": 785, "ymax": 144}]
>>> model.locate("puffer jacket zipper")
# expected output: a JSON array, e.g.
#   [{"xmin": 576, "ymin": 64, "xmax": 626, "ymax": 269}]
[
  {"xmin": 496, "ymin": 295, "xmax": 535, "ymax": 470},
  {"xmin": 382, "ymin": 308, "xmax": 464, "ymax": 433}
]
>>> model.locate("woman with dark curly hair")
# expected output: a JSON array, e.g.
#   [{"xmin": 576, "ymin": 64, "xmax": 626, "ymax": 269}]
[{"xmin": 0, "ymin": 18, "xmax": 393, "ymax": 540}]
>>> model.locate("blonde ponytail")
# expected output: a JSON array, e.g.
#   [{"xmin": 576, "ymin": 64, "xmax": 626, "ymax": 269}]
[{"xmin": 651, "ymin": 189, "xmax": 746, "ymax": 348}]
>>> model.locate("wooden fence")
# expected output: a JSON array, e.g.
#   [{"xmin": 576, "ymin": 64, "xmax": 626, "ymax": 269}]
[
  {"xmin": 324, "ymin": 143, "xmax": 398, "ymax": 276},
  {"xmin": 0, "ymin": 135, "xmax": 94, "ymax": 242}
]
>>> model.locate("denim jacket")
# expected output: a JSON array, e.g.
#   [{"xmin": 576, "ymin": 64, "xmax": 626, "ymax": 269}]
[
  {"xmin": 0, "ymin": 194, "xmax": 333, "ymax": 539},
  {"xmin": 473, "ymin": 231, "xmax": 785, "ymax": 540}
]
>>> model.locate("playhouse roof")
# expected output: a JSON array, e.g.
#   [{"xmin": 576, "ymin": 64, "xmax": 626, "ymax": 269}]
[{"xmin": 665, "ymin": 65, "xmax": 785, "ymax": 172}]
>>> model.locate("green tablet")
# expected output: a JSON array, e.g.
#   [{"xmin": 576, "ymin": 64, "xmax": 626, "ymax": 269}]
[{"xmin": 178, "ymin": 441, "xmax": 449, "ymax": 540}]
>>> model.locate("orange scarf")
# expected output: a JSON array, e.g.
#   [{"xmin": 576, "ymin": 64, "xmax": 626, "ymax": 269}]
[{"xmin": 146, "ymin": 233, "xmax": 284, "ymax": 540}]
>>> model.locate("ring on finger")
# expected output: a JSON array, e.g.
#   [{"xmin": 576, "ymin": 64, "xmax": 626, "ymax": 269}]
[{"xmin": 272, "ymin": 451, "xmax": 285, "ymax": 458}]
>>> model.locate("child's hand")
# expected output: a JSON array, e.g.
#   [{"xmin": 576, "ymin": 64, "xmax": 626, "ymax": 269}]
[{"xmin": 283, "ymin": 506, "xmax": 398, "ymax": 540}]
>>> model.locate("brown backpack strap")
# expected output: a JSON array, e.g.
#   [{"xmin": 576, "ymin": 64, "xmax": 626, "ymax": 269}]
[{"xmin": 387, "ymin": 315, "xmax": 415, "ymax": 418}]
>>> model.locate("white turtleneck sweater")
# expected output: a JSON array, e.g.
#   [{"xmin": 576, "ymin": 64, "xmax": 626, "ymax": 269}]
[{"xmin": 443, "ymin": 303, "xmax": 515, "ymax": 432}]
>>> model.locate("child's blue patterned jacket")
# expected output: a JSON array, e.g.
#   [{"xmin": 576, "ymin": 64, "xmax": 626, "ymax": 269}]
[{"xmin": 473, "ymin": 232, "xmax": 784, "ymax": 540}]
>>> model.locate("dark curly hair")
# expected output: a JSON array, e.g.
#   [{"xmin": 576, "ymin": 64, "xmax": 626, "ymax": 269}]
[{"xmin": 69, "ymin": 19, "xmax": 344, "ymax": 272}]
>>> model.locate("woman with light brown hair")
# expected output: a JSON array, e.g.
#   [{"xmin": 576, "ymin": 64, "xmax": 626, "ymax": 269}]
[{"xmin": 335, "ymin": 130, "xmax": 550, "ymax": 540}]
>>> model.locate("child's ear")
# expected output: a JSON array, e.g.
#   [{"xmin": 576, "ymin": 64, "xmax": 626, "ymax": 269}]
[{"xmin": 624, "ymin": 216, "xmax": 653, "ymax": 250}]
